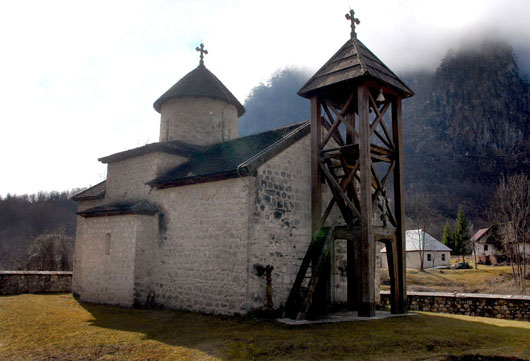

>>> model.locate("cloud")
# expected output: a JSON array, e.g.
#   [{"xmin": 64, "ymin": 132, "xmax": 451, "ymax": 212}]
[{"xmin": 0, "ymin": 0, "xmax": 528, "ymax": 196}]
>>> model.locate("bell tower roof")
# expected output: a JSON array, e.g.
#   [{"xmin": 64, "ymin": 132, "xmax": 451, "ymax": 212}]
[
  {"xmin": 298, "ymin": 34, "xmax": 413, "ymax": 101},
  {"xmin": 153, "ymin": 63, "xmax": 245, "ymax": 116}
]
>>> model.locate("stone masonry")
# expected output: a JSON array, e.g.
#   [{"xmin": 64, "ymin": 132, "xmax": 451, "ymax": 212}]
[
  {"xmin": 160, "ymin": 97, "xmax": 238, "ymax": 144},
  {"xmin": 0, "ymin": 271, "xmax": 72, "ymax": 295},
  {"xmin": 380, "ymin": 291, "xmax": 530, "ymax": 321}
]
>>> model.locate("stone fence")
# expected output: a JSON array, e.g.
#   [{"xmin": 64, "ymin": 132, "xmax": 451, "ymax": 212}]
[
  {"xmin": 0, "ymin": 271, "xmax": 72, "ymax": 295},
  {"xmin": 380, "ymin": 291, "xmax": 530, "ymax": 321}
]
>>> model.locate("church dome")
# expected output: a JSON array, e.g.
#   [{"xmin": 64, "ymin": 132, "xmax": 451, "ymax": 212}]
[{"xmin": 153, "ymin": 64, "xmax": 245, "ymax": 116}]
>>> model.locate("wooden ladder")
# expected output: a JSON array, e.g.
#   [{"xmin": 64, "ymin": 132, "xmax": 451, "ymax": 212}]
[{"xmin": 284, "ymin": 225, "xmax": 336, "ymax": 320}]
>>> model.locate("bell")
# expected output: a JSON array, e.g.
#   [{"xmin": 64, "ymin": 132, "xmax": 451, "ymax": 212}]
[{"xmin": 376, "ymin": 89, "xmax": 385, "ymax": 102}]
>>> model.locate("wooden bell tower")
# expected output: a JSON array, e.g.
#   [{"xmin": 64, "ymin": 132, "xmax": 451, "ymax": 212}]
[{"xmin": 284, "ymin": 10, "xmax": 414, "ymax": 319}]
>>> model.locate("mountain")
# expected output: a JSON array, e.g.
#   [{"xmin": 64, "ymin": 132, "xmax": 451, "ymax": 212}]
[
  {"xmin": 239, "ymin": 68, "xmax": 310, "ymax": 136},
  {"xmin": 240, "ymin": 40, "xmax": 530, "ymax": 231},
  {"xmin": 401, "ymin": 41, "xmax": 530, "ymax": 225}
]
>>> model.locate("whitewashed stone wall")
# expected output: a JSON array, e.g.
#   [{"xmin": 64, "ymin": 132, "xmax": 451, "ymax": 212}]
[
  {"xmin": 105, "ymin": 152, "xmax": 186, "ymax": 200},
  {"xmin": 75, "ymin": 215, "xmax": 139, "ymax": 306},
  {"xmin": 149, "ymin": 178, "xmax": 250, "ymax": 315},
  {"xmin": 72, "ymin": 199, "xmax": 104, "ymax": 296},
  {"xmin": 132, "ymin": 215, "xmax": 158, "ymax": 306},
  {"xmin": 159, "ymin": 97, "xmax": 238, "ymax": 145},
  {"xmin": 246, "ymin": 135, "xmax": 314, "ymax": 311}
]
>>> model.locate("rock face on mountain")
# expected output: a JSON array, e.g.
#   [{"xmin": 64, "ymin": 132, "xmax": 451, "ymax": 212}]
[
  {"xmin": 402, "ymin": 41, "xmax": 529, "ymax": 223},
  {"xmin": 240, "ymin": 40, "xmax": 529, "ymax": 227}
]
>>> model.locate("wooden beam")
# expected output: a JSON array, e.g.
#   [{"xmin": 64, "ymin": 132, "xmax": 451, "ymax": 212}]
[
  {"xmin": 381, "ymin": 161, "xmax": 395, "ymax": 188},
  {"xmin": 320, "ymin": 161, "xmax": 359, "ymax": 221},
  {"xmin": 320, "ymin": 117, "xmax": 342, "ymax": 150},
  {"xmin": 327, "ymin": 103, "xmax": 360, "ymax": 139},
  {"xmin": 320, "ymin": 198, "xmax": 336, "ymax": 227},
  {"xmin": 368, "ymin": 99, "xmax": 390, "ymax": 136},
  {"xmin": 392, "ymin": 96, "xmax": 407, "ymax": 314},
  {"xmin": 373, "ymin": 129, "xmax": 393, "ymax": 150},
  {"xmin": 311, "ymin": 97, "xmax": 322, "ymax": 235},
  {"xmin": 333, "ymin": 225, "xmax": 396, "ymax": 241},
  {"xmin": 357, "ymin": 85, "xmax": 376, "ymax": 317},
  {"xmin": 366, "ymin": 94, "xmax": 394, "ymax": 150},
  {"xmin": 341, "ymin": 91, "xmax": 356, "ymax": 116}
]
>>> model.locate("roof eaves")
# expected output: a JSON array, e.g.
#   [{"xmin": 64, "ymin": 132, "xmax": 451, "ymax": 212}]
[
  {"xmin": 71, "ymin": 181, "xmax": 106, "ymax": 201},
  {"xmin": 148, "ymin": 169, "xmax": 240, "ymax": 189},
  {"xmin": 77, "ymin": 200, "xmax": 158, "ymax": 218},
  {"xmin": 99, "ymin": 141, "xmax": 205, "ymax": 164}
]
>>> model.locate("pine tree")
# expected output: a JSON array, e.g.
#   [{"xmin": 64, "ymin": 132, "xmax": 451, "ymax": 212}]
[
  {"xmin": 442, "ymin": 221, "xmax": 454, "ymax": 251},
  {"xmin": 453, "ymin": 205, "xmax": 470, "ymax": 260}
]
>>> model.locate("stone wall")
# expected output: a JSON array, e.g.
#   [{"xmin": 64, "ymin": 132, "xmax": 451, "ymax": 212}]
[
  {"xmin": 150, "ymin": 178, "xmax": 250, "ymax": 315},
  {"xmin": 380, "ymin": 291, "xmax": 530, "ymax": 321},
  {"xmin": 105, "ymin": 152, "xmax": 186, "ymax": 200},
  {"xmin": 160, "ymin": 97, "xmax": 238, "ymax": 144},
  {"xmin": 73, "ymin": 215, "xmax": 140, "ymax": 306},
  {"xmin": 247, "ymin": 135, "xmax": 313, "ymax": 311},
  {"xmin": 72, "ymin": 199, "xmax": 104, "ymax": 296},
  {"xmin": 0, "ymin": 271, "xmax": 72, "ymax": 295}
]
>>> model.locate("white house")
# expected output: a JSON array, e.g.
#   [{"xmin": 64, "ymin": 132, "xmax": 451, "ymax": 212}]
[
  {"xmin": 380, "ymin": 230, "xmax": 452, "ymax": 269},
  {"xmin": 472, "ymin": 223, "xmax": 530, "ymax": 265}
]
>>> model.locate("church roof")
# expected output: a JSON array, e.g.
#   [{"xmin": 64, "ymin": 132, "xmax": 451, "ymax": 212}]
[
  {"xmin": 99, "ymin": 140, "xmax": 206, "ymax": 164},
  {"xmin": 153, "ymin": 64, "xmax": 245, "ymax": 116},
  {"xmin": 148, "ymin": 121, "xmax": 310, "ymax": 189},
  {"xmin": 77, "ymin": 200, "xmax": 158, "ymax": 218},
  {"xmin": 298, "ymin": 37, "xmax": 413, "ymax": 99},
  {"xmin": 71, "ymin": 181, "xmax": 106, "ymax": 201}
]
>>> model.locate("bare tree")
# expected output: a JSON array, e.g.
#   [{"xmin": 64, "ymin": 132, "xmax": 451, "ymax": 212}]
[
  {"xmin": 407, "ymin": 194, "xmax": 439, "ymax": 270},
  {"xmin": 490, "ymin": 174, "xmax": 529, "ymax": 293},
  {"xmin": 26, "ymin": 231, "xmax": 73, "ymax": 271}
]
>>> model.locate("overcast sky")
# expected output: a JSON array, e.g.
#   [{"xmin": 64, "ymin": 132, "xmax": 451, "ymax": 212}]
[{"xmin": 1, "ymin": 0, "xmax": 529, "ymax": 197}]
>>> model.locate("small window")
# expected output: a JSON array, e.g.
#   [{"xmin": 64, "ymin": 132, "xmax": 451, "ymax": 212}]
[
  {"xmin": 105, "ymin": 233, "xmax": 111, "ymax": 255},
  {"xmin": 441, "ymin": 254, "xmax": 446, "ymax": 261},
  {"xmin": 427, "ymin": 254, "xmax": 432, "ymax": 262},
  {"xmin": 484, "ymin": 244, "xmax": 488, "ymax": 251}
]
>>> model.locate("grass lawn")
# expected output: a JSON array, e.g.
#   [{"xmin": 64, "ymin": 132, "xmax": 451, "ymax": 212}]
[{"xmin": 1, "ymin": 294, "xmax": 529, "ymax": 360}]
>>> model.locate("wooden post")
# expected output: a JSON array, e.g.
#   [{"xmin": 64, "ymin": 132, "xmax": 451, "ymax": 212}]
[
  {"xmin": 310, "ymin": 97, "xmax": 329, "ymax": 314},
  {"xmin": 311, "ymin": 97, "xmax": 322, "ymax": 234},
  {"xmin": 392, "ymin": 97, "xmax": 407, "ymax": 314},
  {"xmin": 345, "ymin": 111, "xmax": 357, "ymax": 310},
  {"xmin": 357, "ymin": 85, "xmax": 375, "ymax": 317}
]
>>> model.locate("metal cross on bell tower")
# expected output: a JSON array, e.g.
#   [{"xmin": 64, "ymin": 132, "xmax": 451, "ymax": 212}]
[
  {"xmin": 196, "ymin": 42, "xmax": 208, "ymax": 66},
  {"xmin": 345, "ymin": 9, "xmax": 360, "ymax": 39}
]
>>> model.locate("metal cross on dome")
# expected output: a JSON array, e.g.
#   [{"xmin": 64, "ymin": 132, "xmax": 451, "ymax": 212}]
[
  {"xmin": 345, "ymin": 9, "xmax": 360, "ymax": 39},
  {"xmin": 196, "ymin": 43, "xmax": 208, "ymax": 66}
]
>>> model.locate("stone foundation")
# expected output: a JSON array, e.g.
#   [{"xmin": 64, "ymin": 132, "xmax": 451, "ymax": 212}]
[
  {"xmin": 0, "ymin": 271, "xmax": 72, "ymax": 295},
  {"xmin": 380, "ymin": 291, "xmax": 530, "ymax": 321}
]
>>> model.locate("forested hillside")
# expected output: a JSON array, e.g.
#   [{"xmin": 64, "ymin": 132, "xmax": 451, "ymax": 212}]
[
  {"xmin": 239, "ymin": 68, "xmax": 310, "ymax": 136},
  {"xmin": 0, "ymin": 191, "xmax": 78, "ymax": 270}
]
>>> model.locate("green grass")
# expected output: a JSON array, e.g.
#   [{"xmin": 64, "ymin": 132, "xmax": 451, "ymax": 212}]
[{"xmin": 1, "ymin": 294, "xmax": 529, "ymax": 360}]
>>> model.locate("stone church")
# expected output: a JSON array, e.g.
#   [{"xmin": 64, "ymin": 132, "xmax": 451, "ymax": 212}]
[
  {"xmin": 72, "ymin": 47, "xmax": 333, "ymax": 315},
  {"xmin": 73, "ymin": 14, "xmax": 411, "ymax": 316}
]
